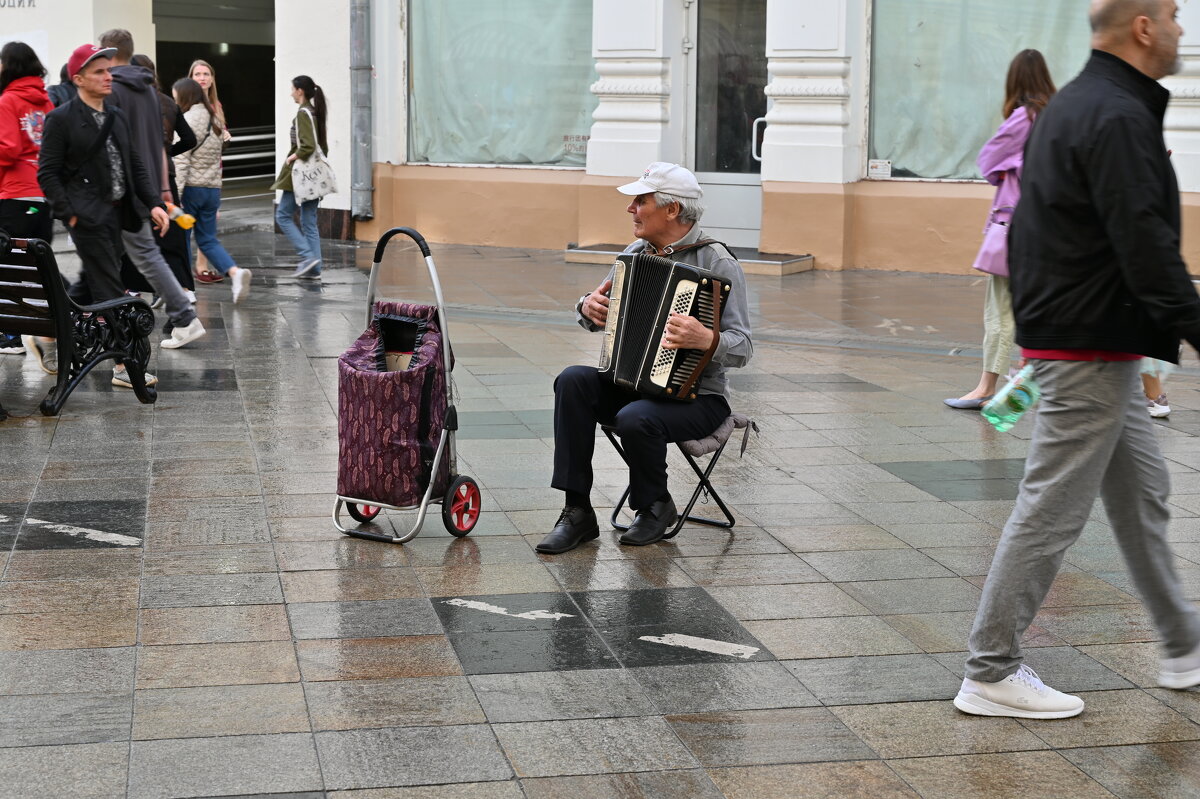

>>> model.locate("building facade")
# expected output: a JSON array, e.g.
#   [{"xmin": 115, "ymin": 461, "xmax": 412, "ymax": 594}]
[
  {"xmin": 12, "ymin": 1, "xmax": 1200, "ymax": 273},
  {"xmin": 345, "ymin": 0, "xmax": 1200, "ymax": 273}
]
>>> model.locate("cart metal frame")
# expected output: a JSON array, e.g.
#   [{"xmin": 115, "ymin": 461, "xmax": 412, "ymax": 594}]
[{"xmin": 332, "ymin": 227, "xmax": 478, "ymax": 543}]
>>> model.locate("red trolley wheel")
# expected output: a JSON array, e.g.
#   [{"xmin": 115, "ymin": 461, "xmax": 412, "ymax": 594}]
[
  {"xmin": 443, "ymin": 475, "xmax": 481, "ymax": 536},
  {"xmin": 346, "ymin": 503, "xmax": 382, "ymax": 523}
]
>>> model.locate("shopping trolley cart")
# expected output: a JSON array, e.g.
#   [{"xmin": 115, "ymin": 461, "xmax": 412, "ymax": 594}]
[{"xmin": 332, "ymin": 227, "xmax": 481, "ymax": 542}]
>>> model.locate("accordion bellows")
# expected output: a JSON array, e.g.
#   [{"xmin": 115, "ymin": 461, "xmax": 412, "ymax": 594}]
[
  {"xmin": 337, "ymin": 301, "xmax": 452, "ymax": 508},
  {"xmin": 598, "ymin": 252, "xmax": 731, "ymax": 401}
]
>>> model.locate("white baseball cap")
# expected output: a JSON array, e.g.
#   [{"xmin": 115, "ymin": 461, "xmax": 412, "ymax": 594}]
[{"xmin": 617, "ymin": 162, "xmax": 703, "ymax": 199}]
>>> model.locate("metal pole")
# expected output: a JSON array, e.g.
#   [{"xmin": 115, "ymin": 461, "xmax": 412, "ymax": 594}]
[{"xmin": 350, "ymin": 0, "xmax": 375, "ymax": 220}]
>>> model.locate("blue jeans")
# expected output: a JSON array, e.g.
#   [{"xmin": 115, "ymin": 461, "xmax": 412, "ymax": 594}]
[
  {"xmin": 276, "ymin": 191, "xmax": 321, "ymax": 272},
  {"xmin": 182, "ymin": 186, "xmax": 236, "ymax": 274}
]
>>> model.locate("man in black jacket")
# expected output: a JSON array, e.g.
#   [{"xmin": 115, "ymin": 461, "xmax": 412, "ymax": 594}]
[
  {"xmin": 37, "ymin": 45, "xmax": 169, "ymax": 309},
  {"xmin": 957, "ymin": 0, "xmax": 1200, "ymax": 720}
]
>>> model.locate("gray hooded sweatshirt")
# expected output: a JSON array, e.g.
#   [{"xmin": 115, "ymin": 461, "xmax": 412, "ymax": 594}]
[{"xmin": 107, "ymin": 65, "xmax": 167, "ymax": 197}]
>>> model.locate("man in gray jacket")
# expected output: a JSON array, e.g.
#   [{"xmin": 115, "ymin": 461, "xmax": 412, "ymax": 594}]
[
  {"xmin": 536, "ymin": 163, "xmax": 753, "ymax": 554},
  {"xmin": 99, "ymin": 28, "xmax": 204, "ymax": 350}
]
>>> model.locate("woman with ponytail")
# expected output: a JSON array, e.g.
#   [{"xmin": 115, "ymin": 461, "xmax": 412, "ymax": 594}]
[
  {"xmin": 271, "ymin": 75, "xmax": 328, "ymax": 279},
  {"xmin": 188, "ymin": 59, "xmax": 231, "ymax": 284}
]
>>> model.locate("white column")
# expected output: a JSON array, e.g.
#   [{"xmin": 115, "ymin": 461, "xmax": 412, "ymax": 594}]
[
  {"xmin": 586, "ymin": 0, "xmax": 684, "ymax": 177},
  {"xmin": 1166, "ymin": 4, "xmax": 1200, "ymax": 193},
  {"xmin": 760, "ymin": 0, "xmax": 867, "ymax": 184},
  {"xmin": 275, "ymin": 0, "xmax": 351, "ymax": 212}
]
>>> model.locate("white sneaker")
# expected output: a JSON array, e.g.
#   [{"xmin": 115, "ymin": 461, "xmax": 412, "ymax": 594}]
[
  {"xmin": 953, "ymin": 664, "xmax": 1084, "ymax": 719},
  {"xmin": 112, "ymin": 365, "xmax": 158, "ymax": 389},
  {"xmin": 160, "ymin": 318, "xmax": 205, "ymax": 349},
  {"xmin": 22, "ymin": 336, "xmax": 57, "ymax": 374},
  {"xmin": 231, "ymin": 268, "xmax": 252, "ymax": 304},
  {"xmin": 1148, "ymin": 394, "xmax": 1170, "ymax": 418},
  {"xmin": 0, "ymin": 336, "xmax": 24, "ymax": 355},
  {"xmin": 1159, "ymin": 640, "xmax": 1200, "ymax": 689},
  {"xmin": 184, "ymin": 289, "xmax": 197, "ymax": 304}
]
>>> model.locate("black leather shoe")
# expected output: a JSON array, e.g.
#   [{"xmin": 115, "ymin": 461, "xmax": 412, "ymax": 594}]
[
  {"xmin": 619, "ymin": 496, "xmax": 678, "ymax": 546},
  {"xmin": 535, "ymin": 506, "xmax": 600, "ymax": 554}
]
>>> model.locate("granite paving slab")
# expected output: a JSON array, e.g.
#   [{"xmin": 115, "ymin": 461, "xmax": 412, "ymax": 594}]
[
  {"xmin": 127, "ymin": 733, "xmax": 323, "ymax": 799},
  {"xmin": 7, "ymin": 236, "xmax": 1200, "ymax": 797},
  {"xmin": 315, "ymin": 724, "xmax": 512, "ymax": 789}
]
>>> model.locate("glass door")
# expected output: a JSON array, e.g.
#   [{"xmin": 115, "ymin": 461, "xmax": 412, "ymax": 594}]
[{"xmin": 689, "ymin": 0, "xmax": 768, "ymax": 250}]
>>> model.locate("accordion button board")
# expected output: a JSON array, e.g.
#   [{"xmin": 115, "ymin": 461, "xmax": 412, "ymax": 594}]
[{"xmin": 597, "ymin": 252, "xmax": 731, "ymax": 401}]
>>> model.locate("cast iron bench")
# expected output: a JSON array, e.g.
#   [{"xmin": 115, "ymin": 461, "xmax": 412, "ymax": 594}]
[{"xmin": 0, "ymin": 232, "xmax": 156, "ymax": 420}]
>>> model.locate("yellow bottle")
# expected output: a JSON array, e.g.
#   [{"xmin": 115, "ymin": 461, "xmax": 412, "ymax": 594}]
[{"xmin": 165, "ymin": 202, "xmax": 195, "ymax": 229}]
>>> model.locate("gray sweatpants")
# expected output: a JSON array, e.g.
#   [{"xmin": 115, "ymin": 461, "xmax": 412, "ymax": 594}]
[
  {"xmin": 122, "ymin": 222, "xmax": 195, "ymax": 329},
  {"xmin": 965, "ymin": 358, "xmax": 1200, "ymax": 682}
]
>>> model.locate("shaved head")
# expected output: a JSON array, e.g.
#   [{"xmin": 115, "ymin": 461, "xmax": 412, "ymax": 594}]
[
  {"xmin": 1090, "ymin": 0, "xmax": 1182, "ymax": 79},
  {"xmin": 1090, "ymin": 0, "xmax": 1162, "ymax": 35}
]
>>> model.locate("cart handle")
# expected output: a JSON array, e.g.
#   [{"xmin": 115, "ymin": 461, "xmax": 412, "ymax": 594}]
[
  {"xmin": 364, "ymin": 227, "xmax": 456, "ymax": 425},
  {"xmin": 373, "ymin": 226, "xmax": 431, "ymax": 261},
  {"xmin": 366, "ymin": 226, "xmax": 445, "ymax": 328}
]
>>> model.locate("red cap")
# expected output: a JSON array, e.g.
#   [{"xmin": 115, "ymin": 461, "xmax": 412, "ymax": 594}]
[{"xmin": 67, "ymin": 44, "xmax": 116, "ymax": 78}]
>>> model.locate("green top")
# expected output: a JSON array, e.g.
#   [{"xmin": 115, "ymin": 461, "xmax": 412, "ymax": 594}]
[{"xmin": 271, "ymin": 103, "xmax": 324, "ymax": 192}]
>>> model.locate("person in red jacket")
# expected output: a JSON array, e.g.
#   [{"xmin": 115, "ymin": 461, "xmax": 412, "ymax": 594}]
[
  {"xmin": 0, "ymin": 40, "xmax": 54, "ymax": 356},
  {"xmin": 0, "ymin": 41, "xmax": 54, "ymax": 241}
]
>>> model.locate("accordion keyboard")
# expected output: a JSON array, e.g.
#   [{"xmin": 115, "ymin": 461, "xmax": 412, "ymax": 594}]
[
  {"xmin": 663, "ymin": 283, "xmax": 717, "ymax": 394},
  {"xmin": 648, "ymin": 280, "xmax": 699, "ymax": 387}
]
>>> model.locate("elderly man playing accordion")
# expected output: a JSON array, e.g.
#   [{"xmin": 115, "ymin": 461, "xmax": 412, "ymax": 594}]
[{"xmin": 536, "ymin": 162, "xmax": 753, "ymax": 554}]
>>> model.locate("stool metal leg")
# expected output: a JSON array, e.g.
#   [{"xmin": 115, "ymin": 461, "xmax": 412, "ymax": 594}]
[
  {"xmin": 603, "ymin": 426, "xmax": 736, "ymax": 537},
  {"xmin": 603, "ymin": 427, "xmax": 635, "ymax": 531},
  {"xmin": 665, "ymin": 441, "xmax": 736, "ymax": 538}
]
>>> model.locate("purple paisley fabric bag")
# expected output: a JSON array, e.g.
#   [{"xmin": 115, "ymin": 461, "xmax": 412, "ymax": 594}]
[{"xmin": 337, "ymin": 301, "xmax": 451, "ymax": 507}]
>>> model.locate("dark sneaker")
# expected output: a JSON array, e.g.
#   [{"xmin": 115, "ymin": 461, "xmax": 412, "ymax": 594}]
[
  {"xmin": 0, "ymin": 334, "xmax": 24, "ymax": 355},
  {"xmin": 535, "ymin": 506, "xmax": 600, "ymax": 554},
  {"xmin": 293, "ymin": 258, "xmax": 321, "ymax": 278},
  {"xmin": 619, "ymin": 496, "xmax": 678, "ymax": 546}
]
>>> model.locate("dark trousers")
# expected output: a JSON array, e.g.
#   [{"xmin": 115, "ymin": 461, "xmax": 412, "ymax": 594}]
[
  {"xmin": 0, "ymin": 199, "xmax": 54, "ymax": 242},
  {"xmin": 552, "ymin": 364, "xmax": 730, "ymax": 510},
  {"xmin": 120, "ymin": 221, "xmax": 193, "ymax": 294},
  {"xmin": 67, "ymin": 207, "xmax": 126, "ymax": 305}
]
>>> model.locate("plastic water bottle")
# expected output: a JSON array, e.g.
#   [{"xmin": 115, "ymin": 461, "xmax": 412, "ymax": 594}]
[
  {"xmin": 981, "ymin": 364, "xmax": 1040, "ymax": 432},
  {"xmin": 165, "ymin": 202, "xmax": 195, "ymax": 230}
]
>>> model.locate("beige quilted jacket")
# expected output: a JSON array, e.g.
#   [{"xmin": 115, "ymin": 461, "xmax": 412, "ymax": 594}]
[{"xmin": 173, "ymin": 106, "xmax": 222, "ymax": 190}]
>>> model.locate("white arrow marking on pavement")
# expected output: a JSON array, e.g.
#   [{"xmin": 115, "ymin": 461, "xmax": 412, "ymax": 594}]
[
  {"xmin": 638, "ymin": 633, "xmax": 760, "ymax": 660},
  {"xmin": 443, "ymin": 598, "xmax": 575, "ymax": 621},
  {"xmin": 24, "ymin": 518, "xmax": 141, "ymax": 547}
]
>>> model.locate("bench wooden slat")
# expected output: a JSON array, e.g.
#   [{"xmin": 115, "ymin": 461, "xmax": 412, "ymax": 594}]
[
  {"xmin": 0, "ymin": 309, "xmax": 52, "ymax": 324},
  {"xmin": 0, "ymin": 316, "xmax": 54, "ymax": 336},
  {"xmin": 0, "ymin": 283, "xmax": 48, "ymax": 302},
  {"xmin": 0, "ymin": 265, "xmax": 40, "ymax": 282},
  {"xmin": 0, "ymin": 249, "xmax": 37, "ymax": 266}
]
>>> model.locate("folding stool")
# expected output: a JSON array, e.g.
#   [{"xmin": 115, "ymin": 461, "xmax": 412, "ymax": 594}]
[{"xmin": 602, "ymin": 412, "xmax": 757, "ymax": 538}]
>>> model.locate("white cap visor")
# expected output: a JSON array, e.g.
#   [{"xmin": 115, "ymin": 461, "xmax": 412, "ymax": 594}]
[{"xmin": 617, "ymin": 179, "xmax": 656, "ymax": 196}]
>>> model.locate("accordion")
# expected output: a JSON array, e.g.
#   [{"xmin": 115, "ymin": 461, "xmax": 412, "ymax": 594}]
[{"xmin": 598, "ymin": 252, "xmax": 731, "ymax": 401}]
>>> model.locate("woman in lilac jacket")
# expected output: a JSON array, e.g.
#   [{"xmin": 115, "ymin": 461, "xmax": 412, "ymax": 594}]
[{"xmin": 946, "ymin": 50, "xmax": 1056, "ymax": 409}]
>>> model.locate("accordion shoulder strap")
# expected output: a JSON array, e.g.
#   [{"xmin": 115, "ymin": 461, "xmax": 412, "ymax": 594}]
[
  {"xmin": 658, "ymin": 237, "xmax": 737, "ymax": 261},
  {"xmin": 676, "ymin": 278, "xmax": 722, "ymax": 400}
]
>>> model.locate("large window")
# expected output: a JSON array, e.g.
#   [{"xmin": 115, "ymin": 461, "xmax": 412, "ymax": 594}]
[
  {"xmin": 408, "ymin": 0, "xmax": 598, "ymax": 166},
  {"xmin": 869, "ymin": 1, "xmax": 1090, "ymax": 179}
]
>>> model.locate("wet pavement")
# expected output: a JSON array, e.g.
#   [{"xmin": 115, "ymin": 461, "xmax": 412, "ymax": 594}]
[{"xmin": 3, "ymin": 221, "xmax": 1200, "ymax": 797}]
